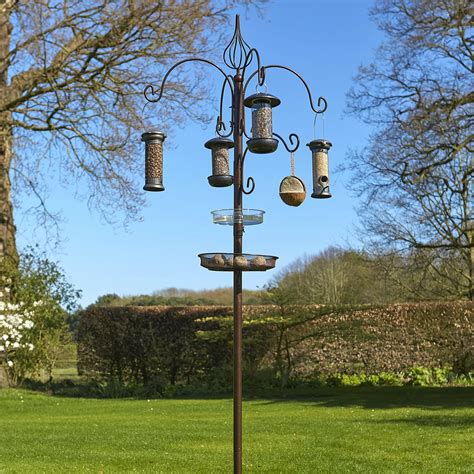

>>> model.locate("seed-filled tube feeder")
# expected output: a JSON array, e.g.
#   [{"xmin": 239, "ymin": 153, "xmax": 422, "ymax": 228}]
[
  {"xmin": 307, "ymin": 139, "xmax": 332, "ymax": 199},
  {"xmin": 243, "ymin": 92, "xmax": 281, "ymax": 154},
  {"xmin": 142, "ymin": 130, "xmax": 166, "ymax": 192},
  {"xmin": 204, "ymin": 137, "xmax": 234, "ymax": 187}
]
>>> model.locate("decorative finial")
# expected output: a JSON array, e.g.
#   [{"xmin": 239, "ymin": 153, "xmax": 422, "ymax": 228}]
[{"xmin": 223, "ymin": 14, "xmax": 253, "ymax": 70}]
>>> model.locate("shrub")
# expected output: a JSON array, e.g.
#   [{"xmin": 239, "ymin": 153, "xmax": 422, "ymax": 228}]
[
  {"xmin": 406, "ymin": 367, "xmax": 433, "ymax": 386},
  {"xmin": 453, "ymin": 345, "xmax": 474, "ymax": 375},
  {"xmin": 376, "ymin": 372, "xmax": 404, "ymax": 386},
  {"xmin": 406, "ymin": 367, "xmax": 451, "ymax": 386},
  {"xmin": 0, "ymin": 249, "xmax": 79, "ymax": 386}
]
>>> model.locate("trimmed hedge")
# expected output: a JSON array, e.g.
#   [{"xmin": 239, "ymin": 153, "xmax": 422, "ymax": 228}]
[
  {"xmin": 77, "ymin": 306, "xmax": 232, "ymax": 385},
  {"xmin": 292, "ymin": 301, "xmax": 473, "ymax": 378},
  {"xmin": 77, "ymin": 302, "xmax": 473, "ymax": 386}
]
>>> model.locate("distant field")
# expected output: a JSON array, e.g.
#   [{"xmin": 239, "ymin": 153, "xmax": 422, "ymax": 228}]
[
  {"xmin": 53, "ymin": 344, "xmax": 77, "ymax": 367},
  {"xmin": 0, "ymin": 387, "xmax": 473, "ymax": 473},
  {"xmin": 40, "ymin": 344, "xmax": 80, "ymax": 382}
]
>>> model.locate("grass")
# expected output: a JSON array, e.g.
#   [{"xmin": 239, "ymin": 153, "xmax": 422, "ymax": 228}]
[{"xmin": 0, "ymin": 387, "xmax": 473, "ymax": 473}]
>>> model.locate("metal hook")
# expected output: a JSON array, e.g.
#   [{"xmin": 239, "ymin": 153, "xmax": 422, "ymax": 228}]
[
  {"xmin": 272, "ymin": 132, "xmax": 300, "ymax": 153},
  {"xmin": 242, "ymin": 176, "xmax": 256, "ymax": 195},
  {"xmin": 255, "ymin": 81, "xmax": 268, "ymax": 94}
]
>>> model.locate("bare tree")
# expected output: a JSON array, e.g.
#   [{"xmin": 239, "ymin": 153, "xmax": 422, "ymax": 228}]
[
  {"xmin": 0, "ymin": 0, "xmax": 261, "ymax": 265},
  {"xmin": 346, "ymin": 0, "xmax": 473, "ymax": 299},
  {"xmin": 270, "ymin": 248, "xmax": 372, "ymax": 305}
]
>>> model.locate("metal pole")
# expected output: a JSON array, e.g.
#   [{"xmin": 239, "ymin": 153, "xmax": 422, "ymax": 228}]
[{"xmin": 232, "ymin": 71, "xmax": 244, "ymax": 474}]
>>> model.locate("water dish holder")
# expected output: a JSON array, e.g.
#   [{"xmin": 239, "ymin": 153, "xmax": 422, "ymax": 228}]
[
  {"xmin": 211, "ymin": 209, "xmax": 264, "ymax": 226},
  {"xmin": 198, "ymin": 253, "xmax": 278, "ymax": 272}
]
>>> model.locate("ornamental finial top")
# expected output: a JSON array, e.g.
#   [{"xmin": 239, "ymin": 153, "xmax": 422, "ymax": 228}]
[{"xmin": 223, "ymin": 14, "xmax": 253, "ymax": 71}]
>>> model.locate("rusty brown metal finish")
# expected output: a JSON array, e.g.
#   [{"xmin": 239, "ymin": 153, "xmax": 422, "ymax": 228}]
[{"xmin": 232, "ymin": 72, "xmax": 244, "ymax": 474}]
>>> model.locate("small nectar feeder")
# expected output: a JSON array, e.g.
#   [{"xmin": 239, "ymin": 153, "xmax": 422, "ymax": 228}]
[
  {"xmin": 142, "ymin": 130, "xmax": 166, "ymax": 192},
  {"xmin": 204, "ymin": 137, "xmax": 234, "ymax": 187},
  {"xmin": 244, "ymin": 92, "xmax": 280, "ymax": 154},
  {"xmin": 279, "ymin": 152, "xmax": 306, "ymax": 207},
  {"xmin": 307, "ymin": 139, "xmax": 332, "ymax": 199}
]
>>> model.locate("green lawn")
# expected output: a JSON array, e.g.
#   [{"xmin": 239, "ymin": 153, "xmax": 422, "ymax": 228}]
[{"xmin": 0, "ymin": 387, "xmax": 473, "ymax": 473}]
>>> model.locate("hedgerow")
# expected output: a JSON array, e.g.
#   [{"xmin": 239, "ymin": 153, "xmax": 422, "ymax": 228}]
[{"xmin": 77, "ymin": 301, "xmax": 473, "ymax": 388}]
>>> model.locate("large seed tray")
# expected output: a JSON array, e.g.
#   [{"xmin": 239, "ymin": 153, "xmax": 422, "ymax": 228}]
[{"xmin": 198, "ymin": 253, "xmax": 278, "ymax": 272}]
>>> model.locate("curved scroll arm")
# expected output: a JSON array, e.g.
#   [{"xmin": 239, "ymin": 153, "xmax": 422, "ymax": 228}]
[
  {"xmin": 240, "ymin": 147, "xmax": 256, "ymax": 195},
  {"xmin": 215, "ymin": 116, "xmax": 233, "ymax": 138},
  {"xmin": 243, "ymin": 64, "xmax": 328, "ymax": 114},
  {"xmin": 216, "ymin": 74, "xmax": 234, "ymax": 138},
  {"xmin": 241, "ymin": 48, "xmax": 265, "ymax": 86},
  {"xmin": 273, "ymin": 132, "xmax": 300, "ymax": 153},
  {"xmin": 144, "ymin": 58, "xmax": 234, "ymax": 103},
  {"xmin": 241, "ymin": 118, "xmax": 251, "ymax": 140}
]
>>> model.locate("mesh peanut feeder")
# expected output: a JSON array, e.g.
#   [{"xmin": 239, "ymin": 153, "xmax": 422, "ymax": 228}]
[{"xmin": 279, "ymin": 152, "xmax": 306, "ymax": 207}]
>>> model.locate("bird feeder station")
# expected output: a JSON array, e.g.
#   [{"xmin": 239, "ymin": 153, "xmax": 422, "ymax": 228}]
[
  {"xmin": 141, "ymin": 15, "xmax": 331, "ymax": 474},
  {"xmin": 204, "ymin": 137, "xmax": 234, "ymax": 187},
  {"xmin": 243, "ymin": 92, "xmax": 280, "ymax": 153},
  {"xmin": 142, "ymin": 130, "xmax": 166, "ymax": 192},
  {"xmin": 307, "ymin": 138, "xmax": 332, "ymax": 198}
]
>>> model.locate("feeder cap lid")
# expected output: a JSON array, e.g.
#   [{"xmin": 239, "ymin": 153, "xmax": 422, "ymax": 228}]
[
  {"xmin": 243, "ymin": 92, "xmax": 281, "ymax": 108},
  {"xmin": 204, "ymin": 137, "xmax": 235, "ymax": 149},
  {"xmin": 307, "ymin": 139, "xmax": 332, "ymax": 151},
  {"xmin": 141, "ymin": 130, "xmax": 166, "ymax": 142}
]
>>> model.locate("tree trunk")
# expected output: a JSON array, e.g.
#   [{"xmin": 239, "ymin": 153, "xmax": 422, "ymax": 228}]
[
  {"xmin": 0, "ymin": 125, "xmax": 17, "ymax": 265},
  {"xmin": 467, "ymin": 222, "xmax": 473, "ymax": 301},
  {"xmin": 0, "ymin": 2, "xmax": 18, "ymax": 268}
]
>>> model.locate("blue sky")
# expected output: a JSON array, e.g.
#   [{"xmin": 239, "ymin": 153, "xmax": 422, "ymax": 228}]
[{"xmin": 17, "ymin": 0, "xmax": 384, "ymax": 306}]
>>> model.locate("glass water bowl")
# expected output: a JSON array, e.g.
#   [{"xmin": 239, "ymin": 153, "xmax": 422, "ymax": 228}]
[
  {"xmin": 211, "ymin": 209, "xmax": 265, "ymax": 226},
  {"xmin": 198, "ymin": 253, "xmax": 278, "ymax": 272}
]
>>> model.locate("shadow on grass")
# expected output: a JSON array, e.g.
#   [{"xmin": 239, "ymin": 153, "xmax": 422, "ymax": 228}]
[
  {"xmin": 255, "ymin": 386, "xmax": 474, "ymax": 410},
  {"xmin": 371, "ymin": 413, "xmax": 474, "ymax": 428},
  {"xmin": 21, "ymin": 379, "xmax": 474, "ymax": 410}
]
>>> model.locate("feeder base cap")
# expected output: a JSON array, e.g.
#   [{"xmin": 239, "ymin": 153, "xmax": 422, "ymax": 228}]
[
  {"xmin": 208, "ymin": 175, "xmax": 233, "ymax": 187},
  {"xmin": 247, "ymin": 138, "xmax": 279, "ymax": 154}
]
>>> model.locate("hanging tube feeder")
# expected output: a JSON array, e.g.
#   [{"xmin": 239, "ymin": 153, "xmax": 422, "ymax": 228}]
[
  {"xmin": 142, "ymin": 130, "xmax": 166, "ymax": 192},
  {"xmin": 204, "ymin": 137, "xmax": 234, "ymax": 187},
  {"xmin": 307, "ymin": 139, "xmax": 332, "ymax": 198},
  {"xmin": 243, "ymin": 92, "xmax": 280, "ymax": 154}
]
